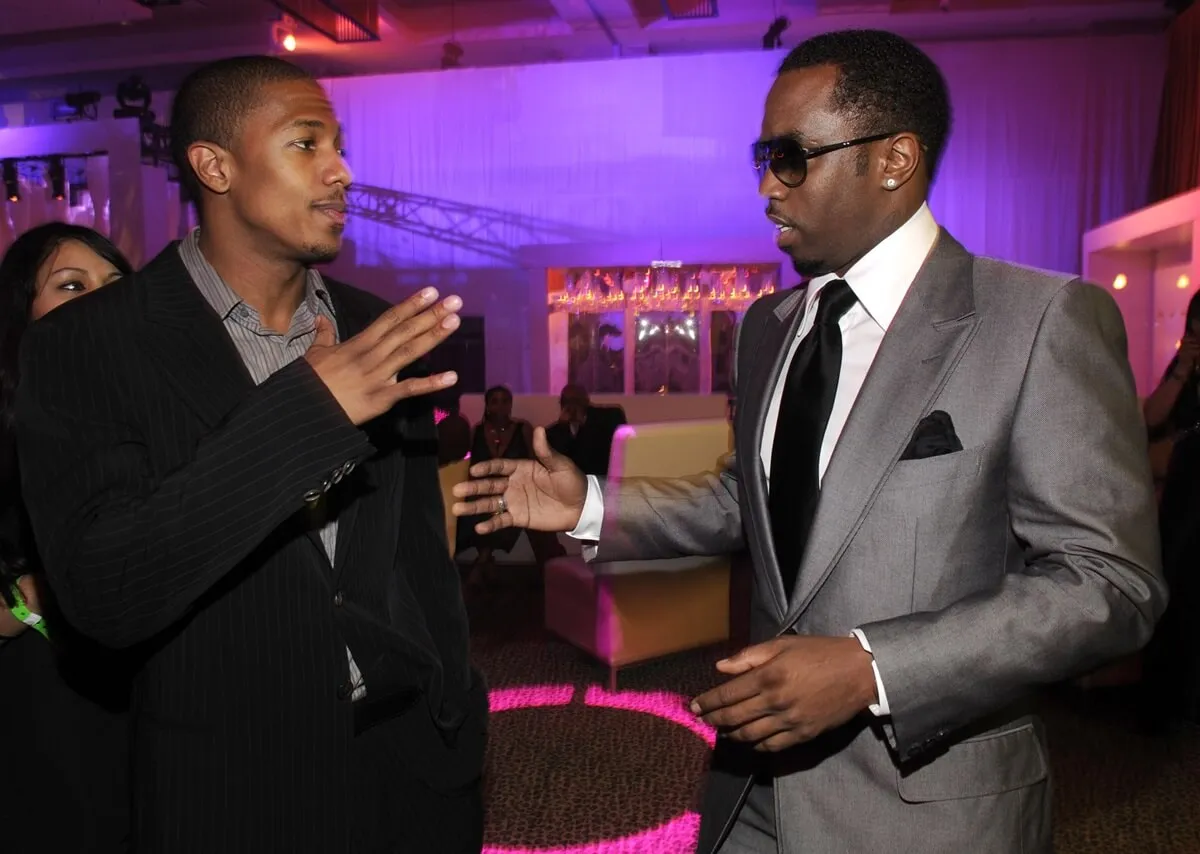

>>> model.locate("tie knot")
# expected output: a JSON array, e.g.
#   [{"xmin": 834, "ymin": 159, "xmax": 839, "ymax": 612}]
[{"xmin": 815, "ymin": 279, "xmax": 856, "ymax": 326}]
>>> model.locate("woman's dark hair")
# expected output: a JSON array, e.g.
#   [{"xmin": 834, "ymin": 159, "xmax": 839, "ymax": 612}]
[
  {"xmin": 0, "ymin": 223, "xmax": 132, "ymax": 603},
  {"xmin": 484, "ymin": 385, "xmax": 512, "ymax": 404},
  {"xmin": 1186, "ymin": 292, "xmax": 1200, "ymax": 333},
  {"xmin": 0, "ymin": 223, "xmax": 133, "ymax": 431}
]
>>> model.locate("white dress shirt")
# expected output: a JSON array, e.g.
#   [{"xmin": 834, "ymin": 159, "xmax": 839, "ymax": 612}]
[{"xmin": 570, "ymin": 203, "xmax": 942, "ymax": 717}]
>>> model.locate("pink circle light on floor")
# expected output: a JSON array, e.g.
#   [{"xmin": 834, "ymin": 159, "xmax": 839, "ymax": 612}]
[{"xmin": 483, "ymin": 684, "xmax": 716, "ymax": 854}]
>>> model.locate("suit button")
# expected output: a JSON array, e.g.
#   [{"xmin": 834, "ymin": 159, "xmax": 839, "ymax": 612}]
[
  {"xmin": 342, "ymin": 460, "xmax": 355, "ymax": 476},
  {"xmin": 322, "ymin": 478, "xmax": 332, "ymax": 492},
  {"xmin": 333, "ymin": 590, "xmax": 344, "ymax": 607},
  {"xmin": 303, "ymin": 488, "xmax": 321, "ymax": 503},
  {"xmin": 331, "ymin": 468, "xmax": 344, "ymax": 484},
  {"xmin": 336, "ymin": 681, "xmax": 353, "ymax": 700}
]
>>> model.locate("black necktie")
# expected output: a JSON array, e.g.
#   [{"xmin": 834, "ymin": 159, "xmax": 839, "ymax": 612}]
[{"xmin": 769, "ymin": 279, "xmax": 858, "ymax": 597}]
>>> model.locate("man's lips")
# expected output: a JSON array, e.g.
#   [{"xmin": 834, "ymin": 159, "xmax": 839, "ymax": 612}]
[
  {"xmin": 314, "ymin": 202, "xmax": 347, "ymax": 224},
  {"xmin": 767, "ymin": 212, "xmax": 795, "ymax": 232}
]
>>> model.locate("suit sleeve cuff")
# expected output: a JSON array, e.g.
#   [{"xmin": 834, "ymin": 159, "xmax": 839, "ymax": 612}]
[
  {"xmin": 852, "ymin": 628, "xmax": 891, "ymax": 717},
  {"xmin": 567, "ymin": 475, "xmax": 603, "ymax": 561}
]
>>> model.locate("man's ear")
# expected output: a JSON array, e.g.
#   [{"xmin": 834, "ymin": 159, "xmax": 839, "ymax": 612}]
[{"xmin": 186, "ymin": 141, "xmax": 234, "ymax": 196}]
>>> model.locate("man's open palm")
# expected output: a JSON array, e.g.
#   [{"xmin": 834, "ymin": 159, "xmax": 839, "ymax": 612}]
[{"xmin": 451, "ymin": 427, "xmax": 587, "ymax": 534}]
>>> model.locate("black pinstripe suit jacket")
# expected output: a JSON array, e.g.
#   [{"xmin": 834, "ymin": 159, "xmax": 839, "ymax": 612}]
[{"xmin": 15, "ymin": 245, "xmax": 486, "ymax": 853}]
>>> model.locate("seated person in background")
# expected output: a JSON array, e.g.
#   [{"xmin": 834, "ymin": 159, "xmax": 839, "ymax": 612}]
[
  {"xmin": 1144, "ymin": 292, "xmax": 1200, "ymax": 485},
  {"xmin": 460, "ymin": 385, "xmax": 564, "ymax": 580},
  {"xmin": 544, "ymin": 383, "xmax": 627, "ymax": 477},
  {"xmin": 436, "ymin": 390, "xmax": 472, "ymax": 465}
]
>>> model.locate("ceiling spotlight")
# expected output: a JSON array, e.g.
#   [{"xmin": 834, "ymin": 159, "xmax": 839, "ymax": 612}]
[
  {"xmin": 273, "ymin": 16, "xmax": 298, "ymax": 53},
  {"xmin": 441, "ymin": 41, "xmax": 463, "ymax": 69},
  {"xmin": 763, "ymin": 16, "xmax": 789, "ymax": 50},
  {"xmin": 54, "ymin": 90, "xmax": 101, "ymax": 122},
  {"xmin": 114, "ymin": 75, "xmax": 153, "ymax": 120},
  {"xmin": 48, "ymin": 156, "xmax": 65, "ymax": 201},
  {"xmin": 2, "ymin": 160, "xmax": 18, "ymax": 203}
]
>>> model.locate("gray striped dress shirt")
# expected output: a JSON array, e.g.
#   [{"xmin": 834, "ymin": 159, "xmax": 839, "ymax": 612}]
[{"xmin": 178, "ymin": 229, "xmax": 365, "ymax": 699}]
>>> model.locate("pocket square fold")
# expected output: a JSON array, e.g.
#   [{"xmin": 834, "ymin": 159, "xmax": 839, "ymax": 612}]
[{"xmin": 901, "ymin": 410, "xmax": 963, "ymax": 460}]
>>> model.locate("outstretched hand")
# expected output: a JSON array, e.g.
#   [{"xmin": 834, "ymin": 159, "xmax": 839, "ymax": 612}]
[{"xmin": 451, "ymin": 426, "xmax": 587, "ymax": 534}]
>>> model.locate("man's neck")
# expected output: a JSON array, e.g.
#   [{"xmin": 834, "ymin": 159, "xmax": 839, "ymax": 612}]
[
  {"xmin": 833, "ymin": 199, "xmax": 926, "ymax": 280},
  {"xmin": 197, "ymin": 223, "xmax": 307, "ymax": 334}
]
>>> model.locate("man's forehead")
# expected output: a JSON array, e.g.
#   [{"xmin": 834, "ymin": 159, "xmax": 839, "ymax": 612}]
[
  {"xmin": 762, "ymin": 67, "xmax": 838, "ymax": 138},
  {"xmin": 260, "ymin": 80, "xmax": 336, "ymax": 120}
]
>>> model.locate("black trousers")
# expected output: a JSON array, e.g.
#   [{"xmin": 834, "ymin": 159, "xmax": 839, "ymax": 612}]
[{"xmin": 351, "ymin": 709, "xmax": 484, "ymax": 853}]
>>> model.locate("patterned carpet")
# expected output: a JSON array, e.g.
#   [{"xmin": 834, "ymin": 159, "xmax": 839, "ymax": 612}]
[{"xmin": 466, "ymin": 571, "xmax": 1200, "ymax": 853}]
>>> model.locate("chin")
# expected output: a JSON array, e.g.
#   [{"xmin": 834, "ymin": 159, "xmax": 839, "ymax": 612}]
[
  {"xmin": 791, "ymin": 255, "xmax": 831, "ymax": 280},
  {"xmin": 299, "ymin": 241, "xmax": 341, "ymax": 265}
]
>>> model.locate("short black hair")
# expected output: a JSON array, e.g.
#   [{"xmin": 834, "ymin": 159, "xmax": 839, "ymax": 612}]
[
  {"xmin": 170, "ymin": 55, "xmax": 314, "ymax": 202},
  {"xmin": 485, "ymin": 385, "xmax": 512, "ymax": 403},
  {"xmin": 559, "ymin": 383, "xmax": 588, "ymax": 406},
  {"xmin": 778, "ymin": 30, "xmax": 952, "ymax": 181}
]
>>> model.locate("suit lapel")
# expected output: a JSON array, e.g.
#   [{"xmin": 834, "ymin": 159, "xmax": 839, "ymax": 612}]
[
  {"xmin": 140, "ymin": 245, "xmax": 254, "ymax": 429},
  {"xmin": 782, "ymin": 231, "xmax": 979, "ymax": 624},
  {"xmin": 739, "ymin": 287, "xmax": 807, "ymax": 620}
]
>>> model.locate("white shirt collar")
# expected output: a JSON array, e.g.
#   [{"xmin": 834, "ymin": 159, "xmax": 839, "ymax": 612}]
[{"xmin": 808, "ymin": 202, "xmax": 940, "ymax": 331}]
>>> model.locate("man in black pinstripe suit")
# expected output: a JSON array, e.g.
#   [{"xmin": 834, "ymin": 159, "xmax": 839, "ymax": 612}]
[{"xmin": 16, "ymin": 56, "xmax": 486, "ymax": 852}]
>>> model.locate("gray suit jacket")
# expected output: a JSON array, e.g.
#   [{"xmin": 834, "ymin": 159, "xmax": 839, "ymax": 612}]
[{"xmin": 594, "ymin": 231, "xmax": 1165, "ymax": 854}]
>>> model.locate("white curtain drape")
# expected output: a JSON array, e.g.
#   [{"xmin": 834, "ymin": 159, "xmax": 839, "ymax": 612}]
[
  {"xmin": 0, "ymin": 156, "xmax": 111, "ymax": 256},
  {"xmin": 327, "ymin": 33, "xmax": 1165, "ymax": 276}
]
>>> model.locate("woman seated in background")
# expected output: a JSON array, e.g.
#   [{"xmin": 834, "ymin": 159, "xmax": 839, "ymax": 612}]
[
  {"xmin": 1141, "ymin": 291, "xmax": 1200, "ymax": 730},
  {"xmin": 1144, "ymin": 292, "xmax": 1200, "ymax": 486},
  {"xmin": 0, "ymin": 222, "xmax": 134, "ymax": 853},
  {"xmin": 458, "ymin": 384, "xmax": 563, "ymax": 584}
]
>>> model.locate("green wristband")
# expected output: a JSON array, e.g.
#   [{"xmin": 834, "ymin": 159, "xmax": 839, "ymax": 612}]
[{"xmin": 8, "ymin": 585, "xmax": 49, "ymax": 640}]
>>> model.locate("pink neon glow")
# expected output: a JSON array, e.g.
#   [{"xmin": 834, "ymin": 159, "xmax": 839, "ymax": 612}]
[
  {"xmin": 482, "ymin": 812, "xmax": 700, "ymax": 854},
  {"xmin": 583, "ymin": 685, "xmax": 717, "ymax": 748},
  {"xmin": 488, "ymin": 684, "xmax": 575, "ymax": 713},
  {"xmin": 434, "ymin": 407, "xmax": 448, "ymax": 424},
  {"xmin": 483, "ymin": 684, "xmax": 714, "ymax": 854}
]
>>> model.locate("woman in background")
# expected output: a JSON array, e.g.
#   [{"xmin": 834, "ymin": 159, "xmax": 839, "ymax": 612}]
[
  {"xmin": 459, "ymin": 386, "xmax": 535, "ymax": 576},
  {"xmin": 0, "ymin": 222, "xmax": 134, "ymax": 853},
  {"xmin": 1140, "ymin": 291, "xmax": 1200, "ymax": 730},
  {"xmin": 459, "ymin": 385, "xmax": 564, "ymax": 584},
  {"xmin": 1144, "ymin": 292, "xmax": 1200, "ymax": 485}
]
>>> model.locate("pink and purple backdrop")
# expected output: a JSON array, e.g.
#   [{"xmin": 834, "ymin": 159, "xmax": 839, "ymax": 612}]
[{"xmin": 321, "ymin": 34, "xmax": 1166, "ymax": 392}]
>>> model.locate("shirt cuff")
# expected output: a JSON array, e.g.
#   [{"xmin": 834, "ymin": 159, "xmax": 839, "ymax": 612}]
[
  {"xmin": 851, "ymin": 628, "xmax": 891, "ymax": 717},
  {"xmin": 567, "ymin": 475, "xmax": 603, "ymax": 563},
  {"xmin": 568, "ymin": 475, "xmax": 604, "ymax": 541}
]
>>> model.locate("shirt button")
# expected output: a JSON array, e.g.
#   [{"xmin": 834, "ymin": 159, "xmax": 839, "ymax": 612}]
[
  {"xmin": 333, "ymin": 590, "xmax": 344, "ymax": 607},
  {"xmin": 303, "ymin": 488, "xmax": 321, "ymax": 503}
]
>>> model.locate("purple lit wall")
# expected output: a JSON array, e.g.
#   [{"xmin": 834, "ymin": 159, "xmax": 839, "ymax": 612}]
[
  {"xmin": 0, "ymin": 35, "xmax": 1168, "ymax": 393},
  {"xmin": 321, "ymin": 34, "xmax": 1165, "ymax": 392}
]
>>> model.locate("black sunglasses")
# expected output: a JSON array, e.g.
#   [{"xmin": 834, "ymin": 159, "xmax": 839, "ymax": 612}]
[{"xmin": 751, "ymin": 131, "xmax": 899, "ymax": 188}]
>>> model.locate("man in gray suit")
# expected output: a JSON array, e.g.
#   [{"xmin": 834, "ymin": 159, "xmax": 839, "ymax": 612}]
[{"xmin": 453, "ymin": 29, "xmax": 1165, "ymax": 854}]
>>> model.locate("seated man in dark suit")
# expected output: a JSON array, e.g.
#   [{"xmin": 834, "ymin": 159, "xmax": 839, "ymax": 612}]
[{"xmin": 544, "ymin": 384, "xmax": 626, "ymax": 477}]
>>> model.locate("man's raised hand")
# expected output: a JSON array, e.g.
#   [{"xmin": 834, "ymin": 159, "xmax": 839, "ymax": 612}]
[{"xmin": 306, "ymin": 287, "xmax": 461, "ymax": 425}]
